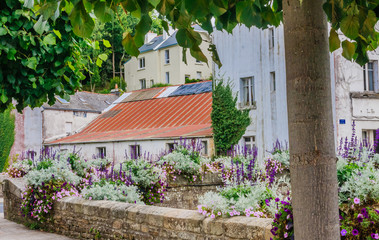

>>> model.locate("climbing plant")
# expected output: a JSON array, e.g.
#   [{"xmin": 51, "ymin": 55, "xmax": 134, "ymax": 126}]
[
  {"xmin": 0, "ymin": 108, "xmax": 15, "ymax": 172},
  {"xmin": 211, "ymin": 79, "xmax": 250, "ymax": 155}
]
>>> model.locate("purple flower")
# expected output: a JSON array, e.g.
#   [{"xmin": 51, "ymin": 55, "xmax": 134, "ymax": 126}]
[
  {"xmin": 354, "ymin": 197, "xmax": 360, "ymax": 204},
  {"xmin": 270, "ymin": 226, "xmax": 278, "ymax": 236},
  {"xmin": 371, "ymin": 233, "xmax": 379, "ymax": 239},
  {"xmin": 352, "ymin": 229, "xmax": 359, "ymax": 236},
  {"xmin": 275, "ymin": 198, "xmax": 280, "ymax": 202},
  {"xmin": 341, "ymin": 229, "xmax": 347, "ymax": 236}
]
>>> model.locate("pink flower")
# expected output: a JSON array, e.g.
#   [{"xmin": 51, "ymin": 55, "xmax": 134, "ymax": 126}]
[
  {"xmin": 284, "ymin": 232, "xmax": 288, "ymax": 238},
  {"xmin": 354, "ymin": 197, "xmax": 360, "ymax": 204},
  {"xmin": 210, "ymin": 214, "xmax": 215, "ymax": 219}
]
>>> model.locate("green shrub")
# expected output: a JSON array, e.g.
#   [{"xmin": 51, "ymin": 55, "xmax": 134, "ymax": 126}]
[
  {"xmin": 211, "ymin": 79, "xmax": 251, "ymax": 155},
  {"xmin": 0, "ymin": 109, "xmax": 15, "ymax": 172},
  {"xmin": 150, "ymin": 83, "xmax": 171, "ymax": 88},
  {"xmin": 110, "ymin": 77, "xmax": 126, "ymax": 91}
]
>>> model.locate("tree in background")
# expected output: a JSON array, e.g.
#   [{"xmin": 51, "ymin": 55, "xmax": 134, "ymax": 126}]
[
  {"xmin": 0, "ymin": 109, "xmax": 15, "ymax": 172},
  {"xmin": 211, "ymin": 79, "xmax": 250, "ymax": 155}
]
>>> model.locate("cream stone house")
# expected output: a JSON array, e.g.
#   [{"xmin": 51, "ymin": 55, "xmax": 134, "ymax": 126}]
[{"xmin": 124, "ymin": 26, "xmax": 212, "ymax": 91}]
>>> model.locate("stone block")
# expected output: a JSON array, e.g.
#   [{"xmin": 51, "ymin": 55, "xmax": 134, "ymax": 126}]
[{"xmin": 203, "ymin": 217, "xmax": 225, "ymax": 236}]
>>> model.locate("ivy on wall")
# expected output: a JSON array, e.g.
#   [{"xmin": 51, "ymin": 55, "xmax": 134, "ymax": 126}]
[
  {"xmin": 211, "ymin": 79, "xmax": 251, "ymax": 155},
  {"xmin": 0, "ymin": 109, "xmax": 15, "ymax": 172}
]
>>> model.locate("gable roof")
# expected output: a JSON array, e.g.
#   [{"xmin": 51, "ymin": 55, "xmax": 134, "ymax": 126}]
[
  {"xmin": 43, "ymin": 92, "xmax": 119, "ymax": 113},
  {"xmin": 47, "ymin": 81, "xmax": 213, "ymax": 144},
  {"xmin": 137, "ymin": 25, "xmax": 205, "ymax": 54}
]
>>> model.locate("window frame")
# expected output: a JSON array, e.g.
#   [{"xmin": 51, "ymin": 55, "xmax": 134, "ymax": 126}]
[
  {"xmin": 269, "ymin": 27, "xmax": 275, "ymax": 50},
  {"xmin": 130, "ymin": 144, "xmax": 140, "ymax": 159},
  {"xmin": 138, "ymin": 57, "xmax": 145, "ymax": 69},
  {"xmin": 165, "ymin": 49, "xmax": 170, "ymax": 64},
  {"xmin": 140, "ymin": 79, "xmax": 146, "ymax": 89},
  {"xmin": 165, "ymin": 72, "xmax": 170, "ymax": 84},
  {"xmin": 196, "ymin": 71, "xmax": 202, "ymax": 79},
  {"xmin": 244, "ymin": 136, "xmax": 256, "ymax": 150},
  {"xmin": 97, "ymin": 147, "xmax": 106, "ymax": 158},
  {"xmin": 363, "ymin": 60, "xmax": 378, "ymax": 91},
  {"xmin": 270, "ymin": 71, "xmax": 276, "ymax": 92},
  {"xmin": 240, "ymin": 77, "xmax": 255, "ymax": 107}
]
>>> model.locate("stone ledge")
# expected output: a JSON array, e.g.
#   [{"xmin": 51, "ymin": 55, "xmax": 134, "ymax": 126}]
[{"xmin": 3, "ymin": 178, "xmax": 273, "ymax": 240}]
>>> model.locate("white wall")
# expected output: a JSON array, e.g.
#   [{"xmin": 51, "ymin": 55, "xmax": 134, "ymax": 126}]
[
  {"xmin": 48, "ymin": 137, "xmax": 213, "ymax": 163},
  {"xmin": 23, "ymin": 107, "xmax": 43, "ymax": 151},
  {"xmin": 213, "ymin": 25, "xmax": 288, "ymax": 160},
  {"xmin": 42, "ymin": 109, "xmax": 100, "ymax": 142}
]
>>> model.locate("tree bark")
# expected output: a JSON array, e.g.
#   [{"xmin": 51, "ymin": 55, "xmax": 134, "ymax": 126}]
[
  {"xmin": 283, "ymin": 0, "xmax": 340, "ymax": 239},
  {"xmin": 112, "ymin": 48, "xmax": 116, "ymax": 79}
]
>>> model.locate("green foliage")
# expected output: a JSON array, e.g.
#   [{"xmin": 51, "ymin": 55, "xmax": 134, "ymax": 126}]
[
  {"xmin": 0, "ymin": 109, "xmax": 15, "ymax": 172},
  {"xmin": 211, "ymin": 79, "xmax": 251, "ymax": 155},
  {"xmin": 110, "ymin": 77, "xmax": 126, "ymax": 91},
  {"xmin": 323, "ymin": 1, "xmax": 379, "ymax": 65},
  {"xmin": 0, "ymin": 1, "xmax": 84, "ymax": 112},
  {"xmin": 185, "ymin": 78, "xmax": 203, "ymax": 84},
  {"xmin": 150, "ymin": 83, "xmax": 171, "ymax": 88}
]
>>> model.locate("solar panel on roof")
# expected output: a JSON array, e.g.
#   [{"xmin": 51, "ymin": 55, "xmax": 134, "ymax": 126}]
[{"xmin": 169, "ymin": 81, "xmax": 212, "ymax": 97}]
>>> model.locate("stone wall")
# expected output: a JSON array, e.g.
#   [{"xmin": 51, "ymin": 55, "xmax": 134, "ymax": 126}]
[
  {"xmin": 157, "ymin": 173, "xmax": 223, "ymax": 210},
  {"xmin": 1, "ymin": 178, "xmax": 273, "ymax": 240}
]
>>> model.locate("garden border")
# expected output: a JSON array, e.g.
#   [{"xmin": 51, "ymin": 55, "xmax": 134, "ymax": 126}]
[{"xmin": 1, "ymin": 177, "xmax": 273, "ymax": 239}]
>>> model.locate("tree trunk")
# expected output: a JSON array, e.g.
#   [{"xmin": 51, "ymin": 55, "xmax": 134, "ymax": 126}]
[
  {"xmin": 112, "ymin": 48, "xmax": 115, "ymax": 79},
  {"xmin": 283, "ymin": 0, "xmax": 340, "ymax": 239}
]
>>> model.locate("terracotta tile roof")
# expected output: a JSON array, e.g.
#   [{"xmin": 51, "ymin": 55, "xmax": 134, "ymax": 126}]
[{"xmin": 48, "ymin": 92, "xmax": 212, "ymax": 144}]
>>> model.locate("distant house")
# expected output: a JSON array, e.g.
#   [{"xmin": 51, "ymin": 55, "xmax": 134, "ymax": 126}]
[
  {"xmin": 124, "ymin": 26, "xmax": 212, "ymax": 91},
  {"xmin": 10, "ymin": 92, "xmax": 118, "ymax": 157},
  {"xmin": 46, "ymin": 82, "xmax": 213, "ymax": 161}
]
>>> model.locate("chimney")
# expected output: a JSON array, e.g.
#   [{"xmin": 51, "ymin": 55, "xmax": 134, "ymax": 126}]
[
  {"xmin": 111, "ymin": 84, "xmax": 120, "ymax": 96},
  {"xmin": 163, "ymin": 26, "xmax": 175, "ymax": 40},
  {"xmin": 144, "ymin": 31, "xmax": 157, "ymax": 44}
]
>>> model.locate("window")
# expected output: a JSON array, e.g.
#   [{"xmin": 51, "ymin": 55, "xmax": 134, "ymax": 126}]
[
  {"xmin": 150, "ymin": 79, "xmax": 154, "ymax": 87},
  {"xmin": 140, "ymin": 79, "xmax": 146, "ymax": 89},
  {"xmin": 241, "ymin": 77, "xmax": 255, "ymax": 107},
  {"xmin": 97, "ymin": 147, "xmax": 106, "ymax": 158},
  {"xmin": 196, "ymin": 59, "xmax": 201, "ymax": 63},
  {"xmin": 196, "ymin": 71, "xmax": 202, "ymax": 79},
  {"xmin": 165, "ymin": 72, "xmax": 170, "ymax": 84},
  {"xmin": 138, "ymin": 57, "xmax": 145, "ymax": 69},
  {"xmin": 130, "ymin": 144, "xmax": 140, "ymax": 159},
  {"xmin": 167, "ymin": 143, "xmax": 177, "ymax": 152},
  {"xmin": 244, "ymin": 136, "xmax": 256, "ymax": 149},
  {"xmin": 201, "ymin": 140, "xmax": 208, "ymax": 155},
  {"xmin": 269, "ymin": 27, "xmax": 275, "ymax": 49},
  {"xmin": 363, "ymin": 61, "xmax": 378, "ymax": 91},
  {"xmin": 165, "ymin": 49, "xmax": 170, "ymax": 64},
  {"xmin": 65, "ymin": 122, "xmax": 72, "ymax": 134},
  {"xmin": 270, "ymin": 72, "xmax": 276, "ymax": 92},
  {"xmin": 362, "ymin": 130, "xmax": 377, "ymax": 146}
]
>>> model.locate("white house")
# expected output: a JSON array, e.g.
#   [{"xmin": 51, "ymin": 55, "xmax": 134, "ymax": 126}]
[
  {"xmin": 213, "ymin": 24, "xmax": 379, "ymax": 157},
  {"xmin": 124, "ymin": 26, "xmax": 212, "ymax": 91}
]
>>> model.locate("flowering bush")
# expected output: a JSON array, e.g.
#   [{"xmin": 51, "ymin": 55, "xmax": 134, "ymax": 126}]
[
  {"xmin": 270, "ymin": 198, "xmax": 294, "ymax": 240},
  {"xmin": 21, "ymin": 179, "xmax": 80, "ymax": 223},
  {"xmin": 340, "ymin": 198, "xmax": 379, "ymax": 239},
  {"xmin": 82, "ymin": 180, "xmax": 143, "ymax": 204}
]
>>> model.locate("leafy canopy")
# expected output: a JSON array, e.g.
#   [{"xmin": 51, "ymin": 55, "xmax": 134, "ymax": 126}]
[
  {"xmin": 0, "ymin": 1, "xmax": 84, "ymax": 112},
  {"xmin": 31, "ymin": 0, "xmax": 379, "ymax": 67}
]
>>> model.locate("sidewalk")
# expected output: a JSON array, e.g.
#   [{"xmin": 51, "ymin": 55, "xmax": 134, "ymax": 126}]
[{"xmin": 0, "ymin": 198, "xmax": 72, "ymax": 240}]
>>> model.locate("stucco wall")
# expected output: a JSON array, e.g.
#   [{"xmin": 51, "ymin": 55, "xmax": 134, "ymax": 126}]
[
  {"xmin": 48, "ymin": 137, "xmax": 214, "ymax": 163},
  {"xmin": 42, "ymin": 109, "xmax": 100, "ymax": 142},
  {"xmin": 1, "ymin": 178, "xmax": 273, "ymax": 240},
  {"xmin": 213, "ymin": 25, "xmax": 289, "ymax": 161},
  {"xmin": 23, "ymin": 107, "xmax": 43, "ymax": 152}
]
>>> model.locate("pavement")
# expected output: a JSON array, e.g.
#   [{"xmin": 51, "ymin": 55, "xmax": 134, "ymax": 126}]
[{"xmin": 0, "ymin": 198, "xmax": 73, "ymax": 240}]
